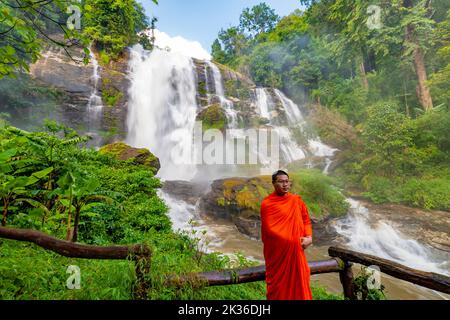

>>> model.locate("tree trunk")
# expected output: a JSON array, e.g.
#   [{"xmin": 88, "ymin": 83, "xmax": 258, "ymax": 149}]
[
  {"xmin": 0, "ymin": 226, "xmax": 152, "ymax": 260},
  {"xmin": 404, "ymin": 0, "xmax": 433, "ymax": 111},
  {"xmin": 2, "ymin": 199, "xmax": 9, "ymax": 226},
  {"xmin": 359, "ymin": 58, "xmax": 369, "ymax": 90},
  {"xmin": 66, "ymin": 210, "xmax": 72, "ymax": 241},
  {"xmin": 72, "ymin": 208, "xmax": 81, "ymax": 243},
  {"xmin": 412, "ymin": 45, "xmax": 433, "ymax": 111}
]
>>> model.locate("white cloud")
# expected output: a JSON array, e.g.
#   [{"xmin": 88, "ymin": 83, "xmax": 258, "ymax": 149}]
[{"xmin": 142, "ymin": 29, "xmax": 211, "ymax": 60}]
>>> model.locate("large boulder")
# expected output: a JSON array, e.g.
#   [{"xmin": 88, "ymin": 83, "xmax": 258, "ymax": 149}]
[
  {"xmin": 199, "ymin": 176, "xmax": 273, "ymax": 239},
  {"xmin": 99, "ymin": 142, "xmax": 160, "ymax": 174}
]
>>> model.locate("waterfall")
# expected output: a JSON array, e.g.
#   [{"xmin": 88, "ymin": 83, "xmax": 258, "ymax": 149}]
[
  {"xmin": 334, "ymin": 199, "xmax": 450, "ymax": 276},
  {"xmin": 87, "ymin": 48, "xmax": 103, "ymax": 120},
  {"xmin": 85, "ymin": 48, "xmax": 104, "ymax": 146},
  {"xmin": 203, "ymin": 64, "xmax": 211, "ymax": 104},
  {"xmin": 206, "ymin": 61, "xmax": 238, "ymax": 128},
  {"xmin": 274, "ymin": 89, "xmax": 304, "ymax": 125},
  {"xmin": 126, "ymin": 45, "xmax": 198, "ymax": 181},
  {"xmin": 255, "ymin": 88, "xmax": 272, "ymax": 120},
  {"xmin": 323, "ymin": 158, "xmax": 333, "ymax": 174},
  {"xmin": 253, "ymin": 87, "xmax": 306, "ymax": 164}
]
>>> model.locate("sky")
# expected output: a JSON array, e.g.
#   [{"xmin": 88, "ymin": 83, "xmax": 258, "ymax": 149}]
[{"xmin": 142, "ymin": 0, "xmax": 303, "ymax": 53}]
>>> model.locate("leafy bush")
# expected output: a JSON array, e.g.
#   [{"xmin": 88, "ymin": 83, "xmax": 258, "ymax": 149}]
[{"xmin": 289, "ymin": 169, "xmax": 349, "ymax": 218}]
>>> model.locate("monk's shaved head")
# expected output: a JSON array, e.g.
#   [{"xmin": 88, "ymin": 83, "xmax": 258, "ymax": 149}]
[{"xmin": 272, "ymin": 170, "xmax": 289, "ymax": 182}]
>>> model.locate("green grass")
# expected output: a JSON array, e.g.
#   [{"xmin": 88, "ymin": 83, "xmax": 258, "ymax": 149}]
[{"xmin": 0, "ymin": 240, "xmax": 135, "ymax": 300}]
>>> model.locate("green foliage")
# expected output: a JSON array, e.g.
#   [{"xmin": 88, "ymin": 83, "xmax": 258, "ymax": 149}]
[
  {"xmin": 400, "ymin": 178, "xmax": 450, "ymax": 210},
  {"xmin": 361, "ymin": 102, "xmax": 413, "ymax": 175},
  {"xmin": 211, "ymin": 39, "xmax": 226, "ymax": 64},
  {"xmin": 0, "ymin": 239, "xmax": 135, "ymax": 299},
  {"xmin": 353, "ymin": 266, "xmax": 386, "ymax": 300},
  {"xmin": 289, "ymin": 169, "xmax": 349, "ymax": 218},
  {"xmin": 82, "ymin": 0, "xmax": 155, "ymax": 59},
  {"xmin": 102, "ymin": 87, "xmax": 124, "ymax": 107},
  {"xmin": 341, "ymin": 105, "xmax": 450, "ymax": 210},
  {"xmin": 0, "ymin": 1, "xmax": 89, "ymax": 79}
]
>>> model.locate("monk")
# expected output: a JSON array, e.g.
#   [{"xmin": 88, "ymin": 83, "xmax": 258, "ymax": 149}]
[{"xmin": 260, "ymin": 170, "xmax": 313, "ymax": 300}]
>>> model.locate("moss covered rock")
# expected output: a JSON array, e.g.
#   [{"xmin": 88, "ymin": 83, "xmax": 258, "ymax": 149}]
[
  {"xmin": 196, "ymin": 103, "xmax": 227, "ymax": 131},
  {"xmin": 199, "ymin": 176, "xmax": 272, "ymax": 239},
  {"xmin": 99, "ymin": 142, "xmax": 160, "ymax": 173}
]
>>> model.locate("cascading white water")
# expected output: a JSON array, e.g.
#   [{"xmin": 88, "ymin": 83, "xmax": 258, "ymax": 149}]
[
  {"xmin": 254, "ymin": 87, "xmax": 338, "ymax": 164},
  {"xmin": 203, "ymin": 64, "xmax": 211, "ymax": 104},
  {"xmin": 126, "ymin": 44, "xmax": 198, "ymax": 181},
  {"xmin": 323, "ymin": 158, "xmax": 333, "ymax": 174},
  {"xmin": 82, "ymin": 48, "xmax": 105, "ymax": 147},
  {"xmin": 206, "ymin": 61, "xmax": 238, "ymax": 128},
  {"xmin": 255, "ymin": 88, "xmax": 271, "ymax": 120},
  {"xmin": 335, "ymin": 198, "xmax": 450, "ymax": 276},
  {"xmin": 308, "ymin": 139, "xmax": 338, "ymax": 157},
  {"xmin": 87, "ymin": 49, "xmax": 103, "ymax": 125},
  {"xmin": 274, "ymin": 89, "xmax": 304, "ymax": 125},
  {"xmin": 254, "ymin": 87, "xmax": 307, "ymax": 164}
]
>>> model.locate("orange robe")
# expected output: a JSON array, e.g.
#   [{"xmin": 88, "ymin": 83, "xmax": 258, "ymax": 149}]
[{"xmin": 260, "ymin": 192, "xmax": 313, "ymax": 300}]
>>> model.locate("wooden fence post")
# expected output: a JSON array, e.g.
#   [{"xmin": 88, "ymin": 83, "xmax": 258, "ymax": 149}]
[
  {"xmin": 339, "ymin": 260, "xmax": 356, "ymax": 300},
  {"xmin": 131, "ymin": 244, "xmax": 152, "ymax": 300}
]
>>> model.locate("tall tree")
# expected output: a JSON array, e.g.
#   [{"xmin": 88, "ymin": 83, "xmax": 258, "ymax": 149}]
[
  {"xmin": 403, "ymin": 0, "xmax": 434, "ymax": 110},
  {"xmin": 239, "ymin": 3, "xmax": 280, "ymax": 37},
  {"xmin": 82, "ymin": 0, "xmax": 154, "ymax": 58},
  {"xmin": 428, "ymin": 9, "xmax": 450, "ymax": 107},
  {"xmin": 217, "ymin": 26, "xmax": 249, "ymax": 62},
  {"xmin": 211, "ymin": 39, "xmax": 226, "ymax": 64},
  {"xmin": 301, "ymin": 0, "xmax": 438, "ymax": 110}
]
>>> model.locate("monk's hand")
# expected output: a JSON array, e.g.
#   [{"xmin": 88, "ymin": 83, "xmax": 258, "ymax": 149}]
[{"xmin": 301, "ymin": 236, "xmax": 312, "ymax": 250}]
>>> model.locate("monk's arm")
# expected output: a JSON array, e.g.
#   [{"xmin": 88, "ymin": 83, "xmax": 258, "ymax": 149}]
[{"xmin": 301, "ymin": 202, "xmax": 313, "ymax": 238}]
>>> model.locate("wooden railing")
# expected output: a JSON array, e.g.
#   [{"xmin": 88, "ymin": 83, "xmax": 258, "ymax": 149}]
[
  {"xmin": 1, "ymin": 226, "xmax": 449, "ymax": 299},
  {"xmin": 0, "ymin": 226, "xmax": 152, "ymax": 299}
]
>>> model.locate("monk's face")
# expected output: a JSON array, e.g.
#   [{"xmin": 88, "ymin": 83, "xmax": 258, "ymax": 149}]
[{"xmin": 273, "ymin": 174, "xmax": 291, "ymax": 196}]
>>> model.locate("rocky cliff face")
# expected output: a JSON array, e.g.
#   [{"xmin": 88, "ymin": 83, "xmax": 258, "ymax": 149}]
[
  {"xmin": 29, "ymin": 42, "xmax": 95, "ymax": 131},
  {"xmin": 27, "ymin": 34, "xmax": 129, "ymax": 145}
]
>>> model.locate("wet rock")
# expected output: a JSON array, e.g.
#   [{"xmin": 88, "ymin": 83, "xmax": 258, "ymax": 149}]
[
  {"xmin": 162, "ymin": 180, "xmax": 209, "ymax": 205},
  {"xmin": 99, "ymin": 142, "xmax": 160, "ymax": 174}
]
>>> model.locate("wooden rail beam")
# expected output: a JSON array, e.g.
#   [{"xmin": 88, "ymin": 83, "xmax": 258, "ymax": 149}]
[
  {"xmin": 328, "ymin": 246, "xmax": 450, "ymax": 294},
  {"xmin": 0, "ymin": 226, "xmax": 151, "ymax": 260},
  {"xmin": 165, "ymin": 258, "xmax": 344, "ymax": 287}
]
